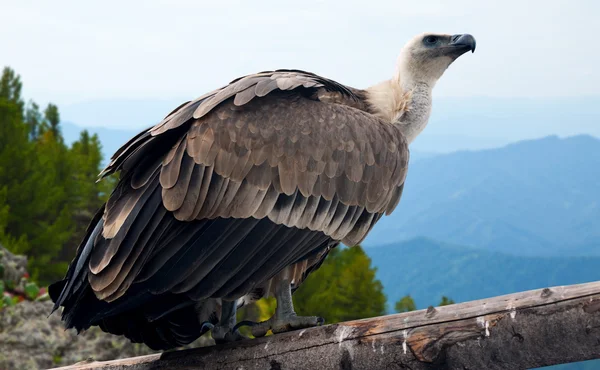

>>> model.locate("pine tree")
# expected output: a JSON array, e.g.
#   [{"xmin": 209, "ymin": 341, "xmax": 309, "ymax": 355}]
[
  {"xmin": 395, "ymin": 295, "xmax": 417, "ymax": 313},
  {"xmin": 394, "ymin": 295, "xmax": 455, "ymax": 313},
  {"xmin": 293, "ymin": 246, "xmax": 386, "ymax": 324},
  {"xmin": 60, "ymin": 130, "xmax": 111, "ymax": 262},
  {"xmin": 439, "ymin": 296, "xmax": 455, "ymax": 306},
  {"xmin": 0, "ymin": 66, "xmax": 116, "ymax": 283},
  {"xmin": 44, "ymin": 103, "xmax": 61, "ymax": 139},
  {"xmin": 0, "ymin": 67, "xmax": 33, "ymax": 255},
  {"xmin": 24, "ymin": 101, "xmax": 42, "ymax": 140},
  {"xmin": 0, "ymin": 187, "xmax": 10, "ymax": 241},
  {"xmin": 0, "ymin": 67, "xmax": 24, "ymax": 112}
]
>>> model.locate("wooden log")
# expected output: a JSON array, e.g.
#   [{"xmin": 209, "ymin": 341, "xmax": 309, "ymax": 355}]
[{"xmin": 51, "ymin": 281, "xmax": 600, "ymax": 370}]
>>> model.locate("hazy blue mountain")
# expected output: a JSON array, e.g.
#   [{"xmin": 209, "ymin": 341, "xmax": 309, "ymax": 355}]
[
  {"xmin": 407, "ymin": 150, "xmax": 440, "ymax": 164},
  {"xmin": 411, "ymin": 96, "xmax": 600, "ymax": 152},
  {"xmin": 60, "ymin": 98, "xmax": 186, "ymax": 130},
  {"xmin": 365, "ymin": 135, "xmax": 600, "ymax": 256},
  {"xmin": 61, "ymin": 121, "xmax": 139, "ymax": 165},
  {"xmin": 365, "ymin": 237, "xmax": 600, "ymax": 311},
  {"xmin": 59, "ymin": 98, "xmax": 185, "ymax": 164},
  {"xmin": 364, "ymin": 238, "xmax": 600, "ymax": 370}
]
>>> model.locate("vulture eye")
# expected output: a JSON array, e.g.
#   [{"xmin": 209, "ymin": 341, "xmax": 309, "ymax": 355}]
[{"xmin": 423, "ymin": 36, "xmax": 439, "ymax": 45}]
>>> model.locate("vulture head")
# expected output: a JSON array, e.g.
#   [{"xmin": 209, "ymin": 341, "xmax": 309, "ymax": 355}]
[
  {"xmin": 396, "ymin": 32, "xmax": 476, "ymax": 86},
  {"xmin": 367, "ymin": 32, "xmax": 475, "ymax": 140}
]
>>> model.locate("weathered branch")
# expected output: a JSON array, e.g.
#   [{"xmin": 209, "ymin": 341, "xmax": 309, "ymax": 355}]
[{"xmin": 51, "ymin": 281, "xmax": 600, "ymax": 370}]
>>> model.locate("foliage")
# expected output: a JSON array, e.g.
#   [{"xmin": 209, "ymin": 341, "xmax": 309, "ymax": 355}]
[
  {"xmin": 394, "ymin": 293, "xmax": 455, "ymax": 313},
  {"xmin": 439, "ymin": 296, "xmax": 455, "ymax": 306},
  {"xmin": 394, "ymin": 295, "xmax": 416, "ymax": 313},
  {"xmin": 0, "ymin": 66, "xmax": 112, "ymax": 284},
  {"xmin": 44, "ymin": 103, "xmax": 61, "ymax": 138},
  {"xmin": 239, "ymin": 245, "xmax": 387, "ymax": 333},
  {"xmin": 293, "ymin": 245, "xmax": 387, "ymax": 323},
  {"xmin": 0, "ymin": 271, "xmax": 46, "ymax": 310}
]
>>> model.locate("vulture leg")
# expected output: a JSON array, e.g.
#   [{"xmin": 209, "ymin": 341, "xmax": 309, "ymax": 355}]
[
  {"xmin": 204, "ymin": 300, "xmax": 247, "ymax": 344},
  {"xmin": 236, "ymin": 278, "xmax": 324, "ymax": 338}
]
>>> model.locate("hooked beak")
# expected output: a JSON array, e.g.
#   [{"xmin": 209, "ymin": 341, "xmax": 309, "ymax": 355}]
[{"xmin": 449, "ymin": 34, "xmax": 476, "ymax": 53}]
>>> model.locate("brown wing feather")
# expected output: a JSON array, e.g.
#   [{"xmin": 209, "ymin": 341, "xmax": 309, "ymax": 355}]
[{"xmin": 161, "ymin": 96, "xmax": 406, "ymax": 243}]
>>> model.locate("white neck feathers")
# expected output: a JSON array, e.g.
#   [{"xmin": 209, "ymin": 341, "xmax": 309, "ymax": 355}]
[{"xmin": 365, "ymin": 77, "xmax": 433, "ymax": 144}]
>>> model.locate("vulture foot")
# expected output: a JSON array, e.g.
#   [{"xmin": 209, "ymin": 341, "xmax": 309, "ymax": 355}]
[
  {"xmin": 235, "ymin": 278, "xmax": 324, "ymax": 338},
  {"xmin": 207, "ymin": 323, "xmax": 249, "ymax": 344},
  {"xmin": 207, "ymin": 300, "xmax": 249, "ymax": 344},
  {"xmin": 240, "ymin": 314, "xmax": 324, "ymax": 338}
]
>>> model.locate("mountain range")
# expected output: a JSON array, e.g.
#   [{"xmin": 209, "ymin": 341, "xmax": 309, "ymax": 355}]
[
  {"xmin": 365, "ymin": 134, "xmax": 600, "ymax": 256},
  {"xmin": 365, "ymin": 238, "xmax": 600, "ymax": 312}
]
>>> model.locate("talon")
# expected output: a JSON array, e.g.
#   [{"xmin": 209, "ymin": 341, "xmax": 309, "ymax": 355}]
[
  {"xmin": 212, "ymin": 327, "xmax": 249, "ymax": 344},
  {"xmin": 201, "ymin": 322, "xmax": 215, "ymax": 333},
  {"xmin": 210, "ymin": 300, "xmax": 250, "ymax": 344},
  {"xmin": 233, "ymin": 320, "xmax": 258, "ymax": 332}
]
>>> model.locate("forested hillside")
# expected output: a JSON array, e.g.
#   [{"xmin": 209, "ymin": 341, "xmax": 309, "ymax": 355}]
[{"xmin": 0, "ymin": 67, "xmax": 115, "ymax": 283}]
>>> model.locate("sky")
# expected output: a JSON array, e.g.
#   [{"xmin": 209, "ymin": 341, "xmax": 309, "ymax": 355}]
[{"xmin": 1, "ymin": 0, "xmax": 598, "ymax": 107}]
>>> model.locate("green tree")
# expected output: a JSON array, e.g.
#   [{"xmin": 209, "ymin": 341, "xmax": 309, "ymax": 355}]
[
  {"xmin": 44, "ymin": 103, "xmax": 61, "ymax": 138},
  {"xmin": 292, "ymin": 246, "xmax": 387, "ymax": 324},
  {"xmin": 59, "ymin": 130, "xmax": 112, "ymax": 262},
  {"xmin": 0, "ymin": 66, "xmax": 24, "ymax": 112},
  {"xmin": 27, "ymin": 128, "xmax": 76, "ymax": 280},
  {"xmin": 0, "ymin": 66, "xmax": 115, "ymax": 283},
  {"xmin": 0, "ymin": 67, "xmax": 33, "ymax": 254},
  {"xmin": 0, "ymin": 187, "xmax": 10, "ymax": 242},
  {"xmin": 439, "ymin": 296, "xmax": 455, "ymax": 306},
  {"xmin": 394, "ymin": 295, "xmax": 417, "ymax": 313},
  {"xmin": 24, "ymin": 101, "xmax": 42, "ymax": 140}
]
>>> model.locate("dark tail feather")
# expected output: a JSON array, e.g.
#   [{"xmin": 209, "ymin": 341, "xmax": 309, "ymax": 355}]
[
  {"xmin": 48, "ymin": 279, "xmax": 66, "ymax": 303},
  {"xmin": 51, "ymin": 219, "xmax": 103, "ymax": 313},
  {"xmin": 98, "ymin": 300, "xmax": 216, "ymax": 350},
  {"xmin": 49, "ymin": 204, "xmax": 105, "ymax": 324}
]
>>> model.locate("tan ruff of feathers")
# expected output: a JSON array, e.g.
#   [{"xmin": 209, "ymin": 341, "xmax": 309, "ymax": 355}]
[{"xmin": 365, "ymin": 79, "xmax": 413, "ymax": 123}]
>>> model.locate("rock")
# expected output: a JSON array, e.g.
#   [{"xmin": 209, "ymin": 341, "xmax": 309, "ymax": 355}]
[
  {"xmin": 0, "ymin": 300, "xmax": 214, "ymax": 370},
  {"xmin": 0, "ymin": 243, "xmax": 28, "ymax": 285},
  {"xmin": 0, "ymin": 245, "xmax": 214, "ymax": 369}
]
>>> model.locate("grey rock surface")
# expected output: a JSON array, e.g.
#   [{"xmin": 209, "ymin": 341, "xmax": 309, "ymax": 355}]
[
  {"xmin": 0, "ymin": 245, "xmax": 213, "ymax": 370},
  {"xmin": 0, "ymin": 243, "xmax": 28, "ymax": 285},
  {"xmin": 0, "ymin": 300, "xmax": 213, "ymax": 370}
]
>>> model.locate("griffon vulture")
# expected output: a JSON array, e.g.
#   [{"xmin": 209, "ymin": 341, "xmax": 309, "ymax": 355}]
[{"xmin": 49, "ymin": 32, "xmax": 476, "ymax": 349}]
